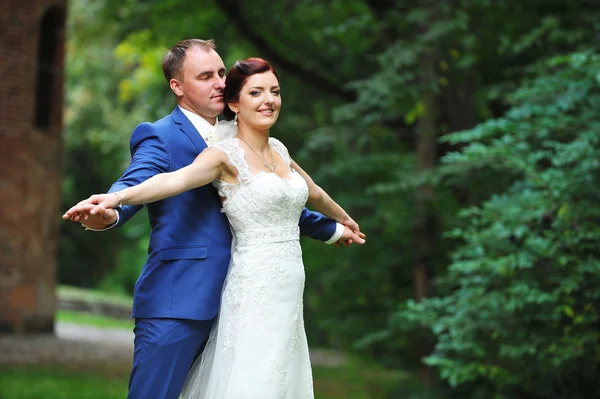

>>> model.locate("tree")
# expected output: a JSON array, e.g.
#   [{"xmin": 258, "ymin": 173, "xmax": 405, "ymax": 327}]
[{"xmin": 398, "ymin": 50, "xmax": 600, "ymax": 399}]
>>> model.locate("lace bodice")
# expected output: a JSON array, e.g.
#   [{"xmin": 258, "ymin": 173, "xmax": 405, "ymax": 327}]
[
  {"xmin": 212, "ymin": 137, "xmax": 309, "ymax": 243},
  {"xmin": 183, "ymin": 136, "xmax": 315, "ymax": 398}
]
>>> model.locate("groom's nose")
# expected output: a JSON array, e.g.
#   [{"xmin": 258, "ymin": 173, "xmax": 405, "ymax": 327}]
[{"xmin": 215, "ymin": 76, "xmax": 226, "ymax": 90}]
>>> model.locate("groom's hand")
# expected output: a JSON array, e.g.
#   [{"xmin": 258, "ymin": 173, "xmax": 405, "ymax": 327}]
[
  {"xmin": 335, "ymin": 225, "xmax": 366, "ymax": 247},
  {"xmin": 80, "ymin": 208, "xmax": 118, "ymax": 229}
]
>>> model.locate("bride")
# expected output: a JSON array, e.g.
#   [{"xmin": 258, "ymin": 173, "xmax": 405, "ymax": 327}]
[{"xmin": 70, "ymin": 58, "xmax": 364, "ymax": 398}]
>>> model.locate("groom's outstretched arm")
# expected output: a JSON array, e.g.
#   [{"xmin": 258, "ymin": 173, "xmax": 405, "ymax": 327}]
[
  {"xmin": 71, "ymin": 123, "xmax": 170, "ymax": 230},
  {"xmin": 298, "ymin": 208, "xmax": 348, "ymax": 244},
  {"xmin": 108, "ymin": 123, "xmax": 170, "ymax": 228},
  {"xmin": 298, "ymin": 209, "xmax": 366, "ymax": 246}
]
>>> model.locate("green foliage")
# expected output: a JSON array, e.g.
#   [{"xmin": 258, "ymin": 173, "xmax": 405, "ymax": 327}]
[
  {"xmin": 59, "ymin": 0, "xmax": 152, "ymax": 289},
  {"xmin": 395, "ymin": 51, "xmax": 600, "ymax": 398}
]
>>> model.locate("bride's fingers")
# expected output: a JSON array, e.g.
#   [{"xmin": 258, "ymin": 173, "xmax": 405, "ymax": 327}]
[
  {"xmin": 71, "ymin": 204, "xmax": 97, "ymax": 215},
  {"xmin": 90, "ymin": 204, "xmax": 106, "ymax": 215},
  {"xmin": 351, "ymin": 231, "xmax": 365, "ymax": 244},
  {"xmin": 351, "ymin": 229, "xmax": 365, "ymax": 238},
  {"xmin": 64, "ymin": 195, "xmax": 105, "ymax": 216},
  {"xmin": 65, "ymin": 200, "xmax": 95, "ymax": 216},
  {"xmin": 64, "ymin": 205, "xmax": 96, "ymax": 220},
  {"xmin": 348, "ymin": 222, "xmax": 359, "ymax": 231},
  {"xmin": 64, "ymin": 205, "xmax": 82, "ymax": 217}
]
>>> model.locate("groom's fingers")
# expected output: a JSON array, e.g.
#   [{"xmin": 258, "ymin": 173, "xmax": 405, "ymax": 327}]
[
  {"xmin": 335, "ymin": 237, "xmax": 354, "ymax": 247},
  {"xmin": 350, "ymin": 231, "xmax": 365, "ymax": 244}
]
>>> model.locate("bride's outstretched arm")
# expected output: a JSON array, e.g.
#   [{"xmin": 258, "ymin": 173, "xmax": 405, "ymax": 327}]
[
  {"xmin": 64, "ymin": 148, "xmax": 229, "ymax": 216},
  {"xmin": 290, "ymin": 159, "xmax": 361, "ymax": 233}
]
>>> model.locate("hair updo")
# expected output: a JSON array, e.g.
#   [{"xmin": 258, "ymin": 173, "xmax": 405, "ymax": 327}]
[{"xmin": 222, "ymin": 58, "xmax": 279, "ymax": 121}]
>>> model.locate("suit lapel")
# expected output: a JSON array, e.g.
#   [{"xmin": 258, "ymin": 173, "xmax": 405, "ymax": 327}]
[{"xmin": 171, "ymin": 107, "xmax": 208, "ymax": 152}]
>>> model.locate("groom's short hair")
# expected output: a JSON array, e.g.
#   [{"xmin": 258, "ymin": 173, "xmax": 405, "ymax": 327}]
[{"xmin": 162, "ymin": 39, "xmax": 217, "ymax": 82}]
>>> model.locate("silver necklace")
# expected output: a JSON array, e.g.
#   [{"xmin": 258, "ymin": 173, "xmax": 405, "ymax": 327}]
[{"xmin": 238, "ymin": 137, "xmax": 276, "ymax": 173}]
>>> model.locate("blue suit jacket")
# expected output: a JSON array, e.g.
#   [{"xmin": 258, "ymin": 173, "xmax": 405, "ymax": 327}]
[{"xmin": 110, "ymin": 107, "xmax": 336, "ymax": 320}]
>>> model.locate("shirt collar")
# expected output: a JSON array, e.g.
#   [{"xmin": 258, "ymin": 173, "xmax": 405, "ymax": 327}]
[{"xmin": 177, "ymin": 105, "xmax": 217, "ymax": 139}]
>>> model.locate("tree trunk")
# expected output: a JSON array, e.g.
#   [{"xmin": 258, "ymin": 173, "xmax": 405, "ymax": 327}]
[{"xmin": 413, "ymin": 50, "xmax": 439, "ymax": 384}]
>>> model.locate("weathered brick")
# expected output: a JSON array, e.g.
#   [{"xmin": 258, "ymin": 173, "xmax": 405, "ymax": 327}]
[{"xmin": 0, "ymin": 0, "xmax": 67, "ymax": 334}]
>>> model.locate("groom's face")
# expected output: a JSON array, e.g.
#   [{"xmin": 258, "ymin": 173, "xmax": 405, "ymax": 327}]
[{"xmin": 176, "ymin": 47, "xmax": 226, "ymax": 122}]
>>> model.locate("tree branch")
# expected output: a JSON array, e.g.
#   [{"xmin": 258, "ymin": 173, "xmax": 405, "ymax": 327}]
[
  {"xmin": 363, "ymin": 0, "xmax": 398, "ymax": 19},
  {"xmin": 215, "ymin": 0, "xmax": 356, "ymax": 102}
]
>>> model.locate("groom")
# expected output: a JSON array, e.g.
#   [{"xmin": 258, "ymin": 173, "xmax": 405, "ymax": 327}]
[{"xmin": 65, "ymin": 39, "xmax": 364, "ymax": 399}]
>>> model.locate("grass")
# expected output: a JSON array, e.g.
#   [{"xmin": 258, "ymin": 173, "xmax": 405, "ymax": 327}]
[
  {"xmin": 0, "ymin": 357, "xmax": 411, "ymax": 399},
  {"xmin": 56, "ymin": 310, "xmax": 133, "ymax": 330},
  {"xmin": 57, "ymin": 285, "xmax": 133, "ymax": 307},
  {"xmin": 0, "ymin": 366, "xmax": 129, "ymax": 399},
  {"xmin": 314, "ymin": 357, "xmax": 413, "ymax": 399}
]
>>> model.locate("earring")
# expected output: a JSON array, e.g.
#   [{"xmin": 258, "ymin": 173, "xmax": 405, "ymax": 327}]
[{"xmin": 234, "ymin": 114, "xmax": 238, "ymax": 125}]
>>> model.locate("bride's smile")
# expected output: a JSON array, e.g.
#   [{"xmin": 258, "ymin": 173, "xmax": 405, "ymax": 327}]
[{"xmin": 229, "ymin": 71, "xmax": 282, "ymax": 131}]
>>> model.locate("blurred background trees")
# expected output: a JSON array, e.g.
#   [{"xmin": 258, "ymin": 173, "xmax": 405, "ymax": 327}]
[{"xmin": 59, "ymin": 0, "xmax": 600, "ymax": 397}]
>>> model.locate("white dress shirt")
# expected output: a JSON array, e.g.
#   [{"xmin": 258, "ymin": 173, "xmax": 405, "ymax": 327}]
[
  {"xmin": 85, "ymin": 106, "xmax": 344, "ymax": 244},
  {"xmin": 178, "ymin": 106, "xmax": 217, "ymax": 145}
]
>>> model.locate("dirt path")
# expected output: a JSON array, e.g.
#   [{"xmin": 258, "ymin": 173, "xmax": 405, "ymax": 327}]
[
  {"xmin": 0, "ymin": 322, "xmax": 133, "ymax": 366},
  {"xmin": 0, "ymin": 322, "xmax": 346, "ymax": 368}
]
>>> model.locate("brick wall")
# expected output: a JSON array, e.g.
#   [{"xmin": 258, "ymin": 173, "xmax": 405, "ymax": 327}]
[{"xmin": 0, "ymin": 0, "xmax": 67, "ymax": 333}]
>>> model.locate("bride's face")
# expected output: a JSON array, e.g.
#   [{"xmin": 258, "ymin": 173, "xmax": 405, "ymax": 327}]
[{"xmin": 232, "ymin": 71, "xmax": 281, "ymax": 131}]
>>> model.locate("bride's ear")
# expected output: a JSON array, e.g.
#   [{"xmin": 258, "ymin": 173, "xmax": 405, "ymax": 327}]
[{"xmin": 227, "ymin": 102, "xmax": 239, "ymax": 114}]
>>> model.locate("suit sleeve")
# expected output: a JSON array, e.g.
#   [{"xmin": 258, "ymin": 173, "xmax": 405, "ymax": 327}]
[
  {"xmin": 109, "ymin": 122, "xmax": 171, "ymax": 228},
  {"xmin": 298, "ymin": 207, "xmax": 337, "ymax": 242}
]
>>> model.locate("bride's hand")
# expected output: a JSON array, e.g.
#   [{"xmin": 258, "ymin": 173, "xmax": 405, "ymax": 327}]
[
  {"xmin": 63, "ymin": 193, "xmax": 121, "ymax": 220},
  {"xmin": 340, "ymin": 216, "xmax": 364, "ymax": 237},
  {"xmin": 337, "ymin": 216, "xmax": 366, "ymax": 246},
  {"xmin": 335, "ymin": 225, "xmax": 366, "ymax": 247}
]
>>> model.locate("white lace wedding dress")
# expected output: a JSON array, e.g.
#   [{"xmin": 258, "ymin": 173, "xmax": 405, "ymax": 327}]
[{"xmin": 181, "ymin": 137, "xmax": 315, "ymax": 399}]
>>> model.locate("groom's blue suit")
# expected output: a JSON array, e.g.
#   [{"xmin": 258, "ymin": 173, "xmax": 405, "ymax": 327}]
[{"xmin": 109, "ymin": 107, "xmax": 337, "ymax": 398}]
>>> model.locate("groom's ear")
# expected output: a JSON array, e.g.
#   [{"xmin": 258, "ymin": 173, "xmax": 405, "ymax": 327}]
[{"xmin": 170, "ymin": 78, "xmax": 183, "ymax": 97}]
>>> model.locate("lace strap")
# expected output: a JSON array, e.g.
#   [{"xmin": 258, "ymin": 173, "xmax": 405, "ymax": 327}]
[
  {"xmin": 268, "ymin": 137, "xmax": 291, "ymax": 166},
  {"xmin": 212, "ymin": 138, "xmax": 252, "ymax": 184}
]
